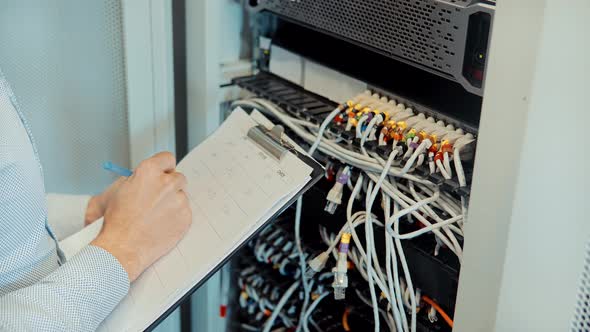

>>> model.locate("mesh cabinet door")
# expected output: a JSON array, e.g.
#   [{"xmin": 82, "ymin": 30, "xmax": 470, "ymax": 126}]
[{"xmin": 0, "ymin": 0, "xmax": 129, "ymax": 194}]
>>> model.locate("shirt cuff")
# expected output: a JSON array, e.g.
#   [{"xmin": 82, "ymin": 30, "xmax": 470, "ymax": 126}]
[
  {"xmin": 46, "ymin": 193, "xmax": 91, "ymax": 240},
  {"xmin": 60, "ymin": 245, "xmax": 131, "ymax": 327}
]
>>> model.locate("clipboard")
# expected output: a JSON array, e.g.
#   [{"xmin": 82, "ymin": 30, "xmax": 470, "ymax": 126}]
[{"xmin": 144, "ymin": 112, "xmax": 324, "ymax": 331}]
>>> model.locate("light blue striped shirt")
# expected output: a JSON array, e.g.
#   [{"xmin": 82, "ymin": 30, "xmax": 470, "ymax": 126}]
[{"xmin": 0, "ymin": 69, "xmax": 129, "ymax": 331}]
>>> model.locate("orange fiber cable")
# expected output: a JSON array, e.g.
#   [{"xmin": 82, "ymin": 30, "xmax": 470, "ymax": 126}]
[
  {"xmin": 342, "ymin": 308, "xmax": 351, "ymax": 331},
  {"xmin": 422, "ymin": 296, "xmax": 454, "ymax": 328}
]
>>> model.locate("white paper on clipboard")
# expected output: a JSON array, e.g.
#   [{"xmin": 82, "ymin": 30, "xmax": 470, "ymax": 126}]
[{"xmin": 60, "ymin": 108, "xmax": 318, "ymax": 331}]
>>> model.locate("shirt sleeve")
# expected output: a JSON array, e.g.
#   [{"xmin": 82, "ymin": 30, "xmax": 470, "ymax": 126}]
[
  {"xmin": 0, "ymin": 245, "xmax": 130, "ymax": 332},
  {"xmin": 46, "ymin": 193, "xmax": 92, "ymax": 241}
]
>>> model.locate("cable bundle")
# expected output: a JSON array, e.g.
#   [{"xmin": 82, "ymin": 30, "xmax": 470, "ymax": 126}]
[
  {"xmin": 236, "ymin": 223, "xmax": 334, "ymax": 332},
  {"xmin": 232, "ymin": 91, "xmax": 473, "ymax": 332}
]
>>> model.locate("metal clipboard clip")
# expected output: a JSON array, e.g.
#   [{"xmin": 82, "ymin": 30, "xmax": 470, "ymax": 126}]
[{"xmin": 247, "ymin": 125, "xmax": 295, "ymax": 161}]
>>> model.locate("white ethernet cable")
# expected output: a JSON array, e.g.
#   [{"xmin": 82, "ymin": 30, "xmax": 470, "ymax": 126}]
[
  {"xmin": 292, "ymin": 118, "xmax": 320, "ymax": 128},
  {"xmin": 453, "ymin": 134, "xmax": 475, "ymax": 224},
  {"xmin": 363, "ymin": 147, "xmax": 399, "ymax": 332},
  {"xmin": 309, "ymin": 105, "xmax": 345, "ymax": 155},
  {"xmin": 313, "ymin": 157, "xmax": 401, "ymax": 330},
  {"xmin": 326, "ymin": 211, "xmax": 391, "ymax": 299},
  {"xmin": 356, "ymin": 114, "xmax": 370, "ymax": 139},
  {"xmin": 320, "ymin": 218, "xmax": 403, "ymax": 330},
  {"xmin": 294, "ymin": 198, "xmax": 310, "ymax": 332},
  {"xmin": 384, "ymin": 195, "xmax": 409, "ymax": 332},
  {"xmin": 331, "ymin": 232, "xmax": 351, "ymax": 300},
  {"xmin": 355, "ymin": 289, "xmax": 397, "ymax": 332},
  {"xmin": 360, "ymin": 113, "xmax": 383, "ymax": 150},
  {"xmin": 443, "ymin": 152, "xmax": 453, "ymax": 178},
  {"xmin": 388, "ymin": 188, "xmax": 440, "ymax": 223},
  {"xmin": 453, "ymin": 133, "xmax": 475, "ymax": 188},
  {"xmin": 261, "ymin": 280, "xmax": 301, "ymax": 332},
  {"xmin": 436, "ymin": 159, "xmax": 452, "ymax": 179},
  {"xmin": 369, "ymin": 171, "xmax": 461, "ymax": 258},
  {"xmin": 399, "ymin": 140, "xmax": 432, "ymax": 176},
  {"xmin": 366, "ymin": 148, "xmax": 426, "ymax": 332},
  {"xmin": 307, "ymin": 210, "xmax": 382, "ymax": 279},
  {"xmin": 302, "ymin": 292, "xmax": 330, "ymax": 332},
  {"xmin": 247, "ymin": 99, "xmax": 460, "ymax": 187},
  {"xmin": 398, "ymin": 185, "xmax": 463, "ymax": 259},
  {"xmin": 233, "ymin": 94, "xmax": 469, "ymax": 331},
  {"xmin": 321, "ymin": 172, "xmax": 459, "ymax": 331},
  {"xmin": 406, "ymin": 185, "xmax": 464, "ymax": 238},
  {"xmin": 368, "ymin": 152, "xmax": 461, "ymax": 258},
  {"xmin": 234, "ymin": 98, "xmax": 342, "ymax": 331},
  {"xmin": 343, "ymin": 187, "xmax": 398, "ymax": 307},
  {"xmin": 392, "ymin": 199, "xmax": 417, "ymax": 332},
  {"xmin": 365, "ymin": 182, "xmax": 381, "ymax": 332},
  {"xmin": 325, "ymin": 167, "xmax": 351, "ymax": 214},
  {"xmin": 388, "ymin": 215, "xmax": 463, "ymax": 240},
  {"xmin": 246, "ymin": 98, "xmax": 371, "ymax": 162},
  {"xmin": 408, "ymin": 183, "xmax": 464, "ymax": 237},
  {"xmin": 236, "ymin": 99, "xmax": 433, "ymax": 183},
  {"xmin": 295, "ymin": 103, "xmax": 343, "ymax": 332},
  {"xmin": 412, "ymin": 183, "xmax": 462, "ymax": 217}
]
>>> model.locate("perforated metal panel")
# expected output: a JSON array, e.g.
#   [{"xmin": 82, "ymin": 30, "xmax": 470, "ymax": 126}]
[
  {"xmin": 251, "ymin": 0, "xmax": 494, "ymax": 95},
  {"xmin": 572, "ymin": 242, "xmax": 590, "ymax": 331},
  {"xmin": 0, "ymin": 0, "xmax": 129, "ymax": 194}
]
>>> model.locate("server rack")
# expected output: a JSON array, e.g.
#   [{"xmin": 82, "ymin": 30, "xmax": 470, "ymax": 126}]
[{"xmin": 215, "ymin": 1, "xmax": 493, "ymax": 331}]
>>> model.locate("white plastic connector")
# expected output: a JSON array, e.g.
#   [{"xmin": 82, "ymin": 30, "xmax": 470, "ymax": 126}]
[
  {"xmin": 428, "ymin": 305, "xmax": 438, "ymax": 323},
  {"xmin": 333, "ymin": 281, "xmax": 347, "ymax": 300},
  {"xmin": 305, "ymin": 251, "xmax": 330, "ymax": 278},
  {"xmin": 325, "ymin": 181, "xmax": 344, "ymax": 214},
  {"xmin": 332, "ymin": 270, "xmax": 348, "ymax": 300},
  {"xmin": 331, "ymin": 252, "xmax": 349, "ymax": 300},
  {"xmin": 423, "ymin": 138, "xmax": 433, "ymax": 150}
]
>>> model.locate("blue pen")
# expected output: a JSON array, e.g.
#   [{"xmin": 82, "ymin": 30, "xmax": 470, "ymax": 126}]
[{"xmin": 103, "ymin": 161, "xmax": 133, "ymax": 177}]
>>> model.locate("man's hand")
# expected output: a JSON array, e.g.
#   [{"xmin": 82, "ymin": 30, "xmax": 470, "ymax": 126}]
[
  {"xmin": 90, "ymin": 152, "xmax": 192, "ymax": 282},
  {"xmin": 85, "ymin": 178, "xmax": 125, "ymax": 225}
]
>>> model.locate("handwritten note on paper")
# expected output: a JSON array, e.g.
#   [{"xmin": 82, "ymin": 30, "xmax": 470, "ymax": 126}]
[{"xmin": 94, "ymin": 108, "xmax": 313, "ymax": 331}]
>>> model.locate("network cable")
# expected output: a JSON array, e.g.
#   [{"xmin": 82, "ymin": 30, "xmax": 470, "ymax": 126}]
[{"xmin": 232, "ymin": 90, "xmax": 471, "ymax": 332}]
